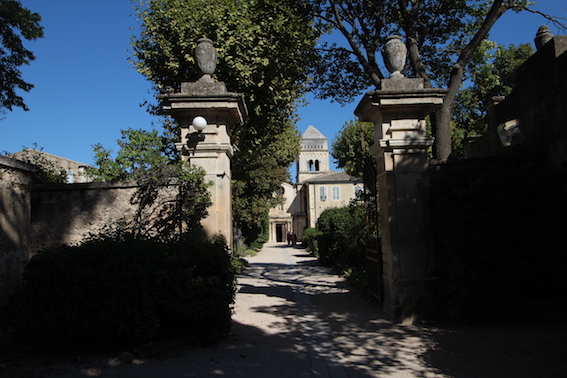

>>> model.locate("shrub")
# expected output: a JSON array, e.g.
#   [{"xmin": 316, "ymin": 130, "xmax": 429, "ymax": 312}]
[
  {"xmin": 2, "ymin": 234, "xmax": 236, "ymax": 347},
  {"xmin": 302, "ymin": 228, "xmax": 321, "ymax": 256},
  {"xmin": 316, "ymin": 204, "xmax": 366, "ymax": 269}
]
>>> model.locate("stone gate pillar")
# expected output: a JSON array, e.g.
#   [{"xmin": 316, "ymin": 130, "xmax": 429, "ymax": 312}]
[
  {"xmin": 159, "ymin": 38, "xmax": 247, "ymax": 246},
  {"xmin": 355, "ymin": 35, "xmax": 446, "ymax": 322}
]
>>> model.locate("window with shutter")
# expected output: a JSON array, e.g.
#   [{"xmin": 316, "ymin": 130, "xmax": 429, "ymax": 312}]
[
  {"xmin": 319, "ymin": 186, "xmax": 327, "ymax": 201},
  {"xmin": 332, "ymin": 186, "xmax": 340, "ymax": 200}
]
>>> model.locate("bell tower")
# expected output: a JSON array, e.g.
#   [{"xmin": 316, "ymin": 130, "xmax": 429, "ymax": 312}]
[{"xmin": 296, "ymin": 125, "xmax": 329, "ymax": 183}]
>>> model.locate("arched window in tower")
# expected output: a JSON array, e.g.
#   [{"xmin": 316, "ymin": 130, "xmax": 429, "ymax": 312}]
[
  {"xmin": 315, "ymin": 160, "xmax": 320, "ymax": 171},
  {"xmin": 308, "ymin": 160, "xmax": 314, "ymax": 171}
]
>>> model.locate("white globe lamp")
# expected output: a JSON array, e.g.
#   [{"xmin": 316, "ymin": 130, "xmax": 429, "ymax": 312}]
[{"xmin": 192, "ymin": 116, "xmax": 207, "ymax": 131}]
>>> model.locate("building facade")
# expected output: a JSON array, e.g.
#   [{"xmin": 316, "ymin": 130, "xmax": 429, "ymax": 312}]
[
  {"xmin": 268, "ymin": 126, "xmax": 362, "ymax": 242},
  {"xmin": 10, "ymin": 149, "xmax": 93, "ymax": 183}
]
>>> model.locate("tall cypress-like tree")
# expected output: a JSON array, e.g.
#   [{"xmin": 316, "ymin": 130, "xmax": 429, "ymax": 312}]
[{"xmin": 130, "ymin": 0, "xmax": 320, "ymax": 243}]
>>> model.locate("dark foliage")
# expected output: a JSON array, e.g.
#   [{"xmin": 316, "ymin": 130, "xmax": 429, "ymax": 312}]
[
  {"xmin": 315, "ymin": 204, "xmax": 367, "ymax": 271},
  {"xmin": 0, "ymin": 0, "xmax": 44, "ymax": 113},
  {"xmin": 429, "ymin": 159, "xmax": 567, "ymax": 320},
  {"xmin": 302, "ymin": 227, "xmax": 321, "ymax": 256},
  {"xmin": 1, "ymin": 234, "xmax": 236, "ymax": 348},
  {"xmin": 237, "ymin": 212, "xmax": 269, "ymax": 250}
]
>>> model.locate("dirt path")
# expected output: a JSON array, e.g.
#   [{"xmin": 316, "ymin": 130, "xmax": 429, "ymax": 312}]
[{"xmin": 2, "ymin": 243, "xmax": 566, "ymax": 377}]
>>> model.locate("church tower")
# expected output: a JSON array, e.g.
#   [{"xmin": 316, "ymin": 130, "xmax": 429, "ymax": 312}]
[{"xmin": 297, "ymin": 125, "xmax": 330, "ymax": 183}]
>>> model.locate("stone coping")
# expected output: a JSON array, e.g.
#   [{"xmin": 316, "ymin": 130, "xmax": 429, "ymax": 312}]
[
  {"xmin": 32, "ymin": 180, "xmax": 183, "ymax": 192},
  {"xmin": 0, "ymin": 155, "xmax": 36, "ymax": 172}
]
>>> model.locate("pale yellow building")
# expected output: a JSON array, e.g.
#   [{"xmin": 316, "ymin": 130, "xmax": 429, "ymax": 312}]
[
  {"xmin": 302, "ymin": 170, "xmax": 363, "ymax": 229},
  {"xmin": 268, "ymin": 126, "xmax": 362, "ymax": 242}
]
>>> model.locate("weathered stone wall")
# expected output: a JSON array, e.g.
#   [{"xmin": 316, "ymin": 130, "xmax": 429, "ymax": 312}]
[
  {"xmin": 30, "ymin": 182, "xmax": 186, "ymax": 253},
  {"xmin": 2, "ymin": 176, "xmax": 186, "ymax": 300},
  {"xmin": 30, "ymin": 182, "xmax": 139, "ymax": 253},
  {"xmin": 0, "ymin": 156, "xmax": 35, "ymax": 302},
  {"xmin": 435, "ymin": 35, "xmax": 567, "ymax": 320}
]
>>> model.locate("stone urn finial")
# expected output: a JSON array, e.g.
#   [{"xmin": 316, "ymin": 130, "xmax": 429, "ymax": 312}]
[
  {"xmin": 382, "ymin": 35, "xmax": 407, "ymax": 78},
  {"xmin": 534, "ymin": 25, "xmax": 554, "ymax": 51},
  {"xmin": 194, "ymin": 38, "xmax": 217, "ymax": 82}
]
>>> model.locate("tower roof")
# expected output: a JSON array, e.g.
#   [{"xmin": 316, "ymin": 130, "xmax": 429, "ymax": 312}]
[{"xmin": 302, "ymin": 125, "xmax": 327, "ymax": 140}]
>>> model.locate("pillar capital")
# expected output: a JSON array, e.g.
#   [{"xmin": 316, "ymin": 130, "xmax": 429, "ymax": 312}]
[
  {"xmin": 159, "ymin": 90, "xmax": 247, "ymax": 129},
  {"xmin": 355, "ymin": 81, "xmax": 447, "ymax": 124}
]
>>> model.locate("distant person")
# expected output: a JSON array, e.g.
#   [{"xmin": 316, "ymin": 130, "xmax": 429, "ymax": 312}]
[
  {"xmin": 287, "ymin": 231, "xmax": 292, "ymax": 245},
  {"xmin": 291, "ymin": 232, "xmax": 297, "ymax": 247}
]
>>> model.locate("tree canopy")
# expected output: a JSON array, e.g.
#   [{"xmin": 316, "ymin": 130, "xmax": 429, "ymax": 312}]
[
  {"xmin": 331, "ymin": 119, "xmax": 374, "ymax": 180},
  {"xmin": 130, "ymin": 0, "xmax": 320, "ymax": 242},
  {"xmin": 452, "ymin": 41, "xmax": 533, "ymax": 155},
  {"xmin": 90, "ymin": 128, "xmax": 171, "ymax": 182},
  {"xmin": 0, "ymin": 0, "xmax": 43, "ymax": 114},
  {"xmin": 307, "ymin": 0, "xmax": 555, "ymax": 161},
  {"xmin": 88, "ymin": 128, "xmax": 212, "ymax": 241}
]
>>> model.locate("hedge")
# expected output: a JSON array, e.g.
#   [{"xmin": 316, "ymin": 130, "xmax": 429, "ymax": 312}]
[{"xmin": 1, "ymin": 234, "xmax": 236, "ymax": 347}]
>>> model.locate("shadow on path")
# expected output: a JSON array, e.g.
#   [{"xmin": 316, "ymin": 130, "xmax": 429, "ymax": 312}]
[
  {"xmin": 2, "ymin": 243, "xmax": 566, "ymax": 377},
  {"xmin": 234, "ymin": 243, "xmax": 439, "ymax": 377},
  {"xmin": 235, "ymin": 243, "xmax": 567, "ymax": 378}
]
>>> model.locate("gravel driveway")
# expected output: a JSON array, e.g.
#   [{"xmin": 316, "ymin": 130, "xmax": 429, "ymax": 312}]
[{"xmin": 2, "ymin": 242, "xmax": 566, "ymax": 377}]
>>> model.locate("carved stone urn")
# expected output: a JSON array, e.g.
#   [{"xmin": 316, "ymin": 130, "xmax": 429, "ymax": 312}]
[
  {"xmin": 534, "ymin": 25, "xmax": 554, "ymax": 51},
  {"xmin": 382, "ymin": 35, "xmax": 407, "ymax": 78},
  {"xmin": 194, "ymin": 38, "xmax": 217, "ymax": 81}
]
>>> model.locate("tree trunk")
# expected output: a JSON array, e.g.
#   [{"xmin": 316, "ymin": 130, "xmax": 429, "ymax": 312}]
[
  {"xmin": 431, "ymin": 0, "xmax": 511, "ymax": 162},
  {"xmin": 433, "ymin": 104, "xmax": 453, "ymax": 162},
  {"xmin": 433, "ymin": 62, "xmax": 463, "ymax": 162}
]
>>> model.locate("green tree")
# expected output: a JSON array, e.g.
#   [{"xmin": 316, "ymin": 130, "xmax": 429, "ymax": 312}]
[
  {"xmin": 129, "ymin": 161, "xmax": 212, "ymax": 241},
  {"xmin": 89, "ymin": 128, "xmax": 212, "ymax": 241},
  {"xmin": 0, "ymin": 0, "xmax": 43, "ymax": 114},
  {"xmin": 452, "ymin": 42, "xmax": 534, "ymax": 156},
  {"xmin": 130, "ymin": 0, "xmax": 319, "ymax": 243},
  {"xmin": 90, "ymin": 128, "xmax": 170, "ymax": 182},
  {"xmin": 331, "ymin": 119, "xmax": 374, "ymax": 179},
  {"xmin": 330, "ymin": 119, "xmax": 380, "ymax": 252},
  {"xmin": 308, "ymin": 0, "xmax": 561, "ymax": 161}
]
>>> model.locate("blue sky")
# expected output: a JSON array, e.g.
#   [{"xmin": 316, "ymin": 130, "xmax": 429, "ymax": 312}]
[{"xmin": 2, "ymin": 0, "xmax": 566, "ymax": 170}]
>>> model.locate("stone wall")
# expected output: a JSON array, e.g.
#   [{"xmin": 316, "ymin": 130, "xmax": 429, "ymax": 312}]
[
  {"xmin": 0, "ymin": 156, "xmax": 35, "ymax": 302},
  {"xmin": 31, "ymin": 182, "xmax": 139, "ymax": 253},
  {"xmin": 30, "ymin": 181, "xmax": 185, "ymax": 253},
  {"xmin": 1, "ymin": 174, "xmax": 192, "ymax": 300},
  {"xmin": 437, "ymin": 34, "xmax": 567, "ymax": 320}
]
